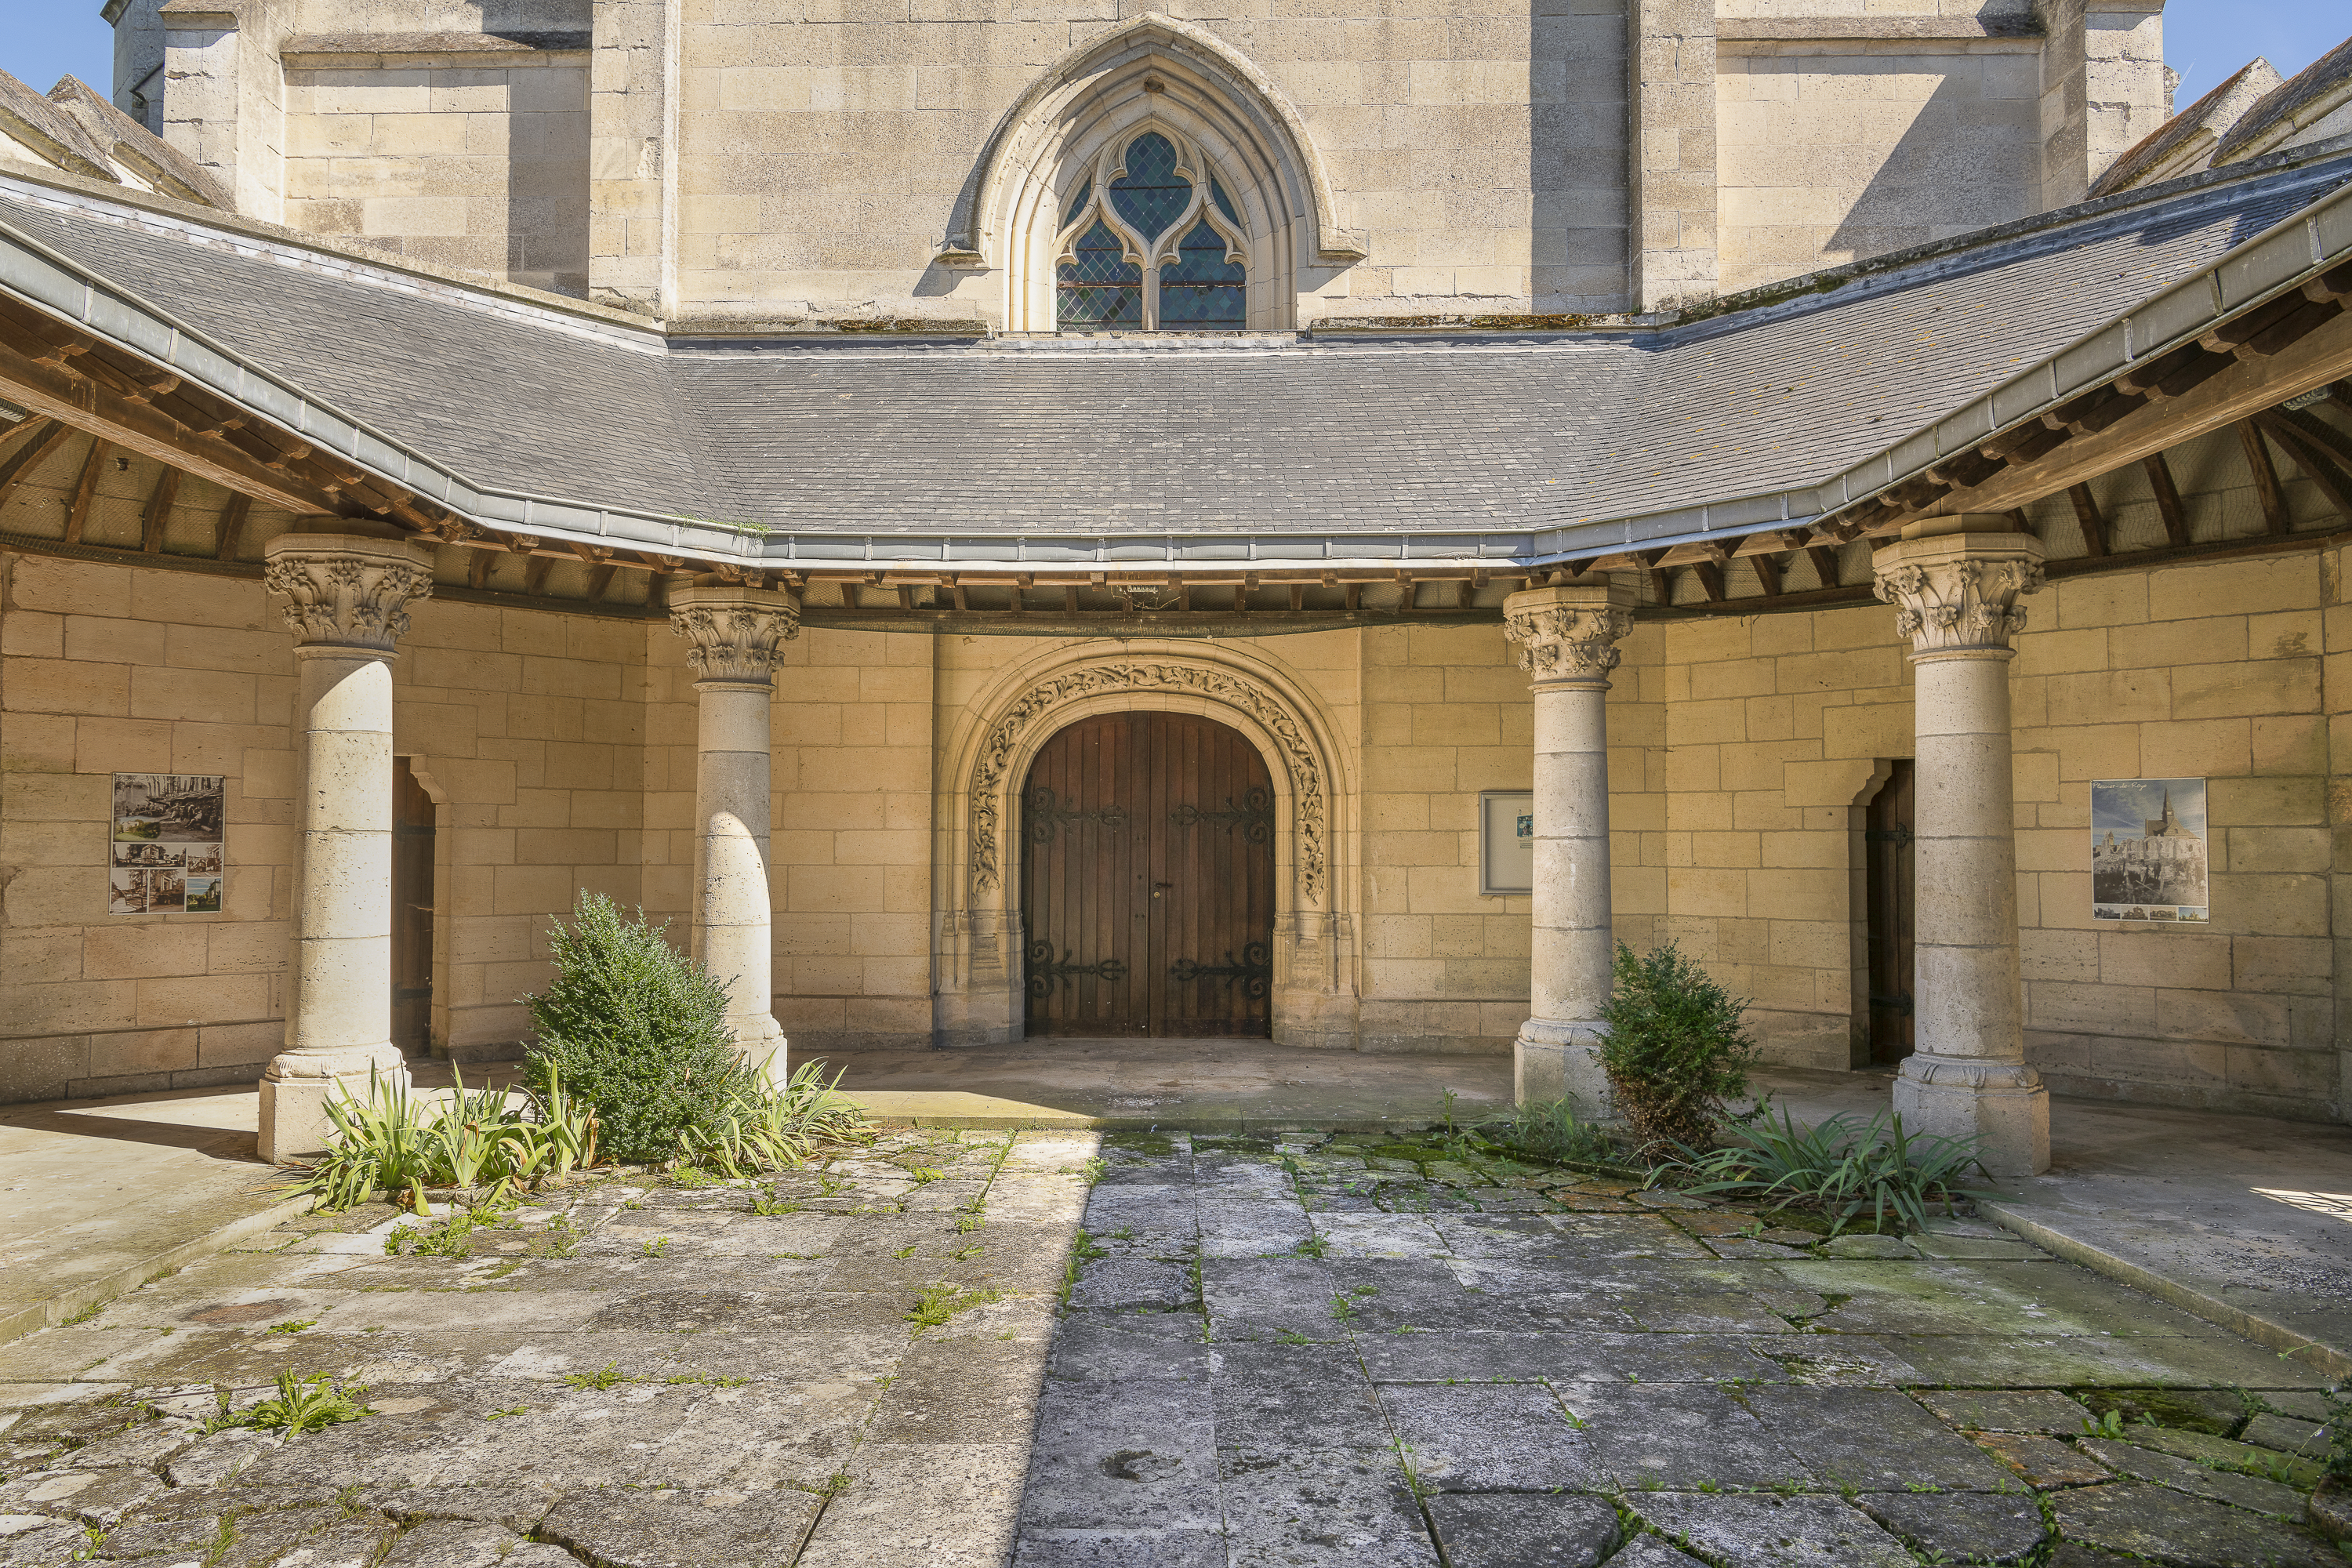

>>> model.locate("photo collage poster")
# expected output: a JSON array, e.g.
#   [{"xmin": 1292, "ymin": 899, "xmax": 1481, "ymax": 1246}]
[
  {"xmin": 2089, "ymin": 776, "xmax": 2209, "ymax": 924},
  {"xmin": 111, "ymin": 773, "xmax": 225, "ymax": 914}
]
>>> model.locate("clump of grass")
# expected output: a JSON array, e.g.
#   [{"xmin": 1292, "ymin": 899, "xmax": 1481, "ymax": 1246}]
[
  {"xmin": 563, "ymin": 1361, "xmax": 627, "ymax": 1391},
  {"xmin": 210, "ymin": 1369, "xmax": 372, "ymax": 1438},
  {"xmin": 292, "ymin": 1061, "xmax": 601, "ymax": 1214},
  {"xmin": 906, "ymin": 1283, "xmax": 1001, "ymax": 1328},
  {"xmin": 1655, "ymin": 1109, "xmax": 1986, "ymax": 1236},
  {"xmin": 266, "ymin": 1319, "xmax": 316, "ymax": 1336},
  {"xmin": 1487, "ymin": 1097, "xmax": 1618, "ymax": 1168}
]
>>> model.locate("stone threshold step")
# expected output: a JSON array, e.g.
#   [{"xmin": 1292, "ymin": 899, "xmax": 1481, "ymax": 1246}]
[{"xmin": 0, "ymin": 1191, "xmax": 311, "ymax": 1350}]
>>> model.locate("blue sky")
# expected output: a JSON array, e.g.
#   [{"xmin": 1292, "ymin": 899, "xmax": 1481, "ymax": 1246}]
[{"xmin": 0, "ymin": 4, "xmax": 2343, "ymax": 136}]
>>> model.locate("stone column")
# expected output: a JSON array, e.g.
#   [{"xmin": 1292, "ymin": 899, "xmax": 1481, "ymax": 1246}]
[
  {"xmin": 670, "ymin": 583, "xmax": 800, "ymax": 1078},
  {"xmin": 1502, "ymin": 578, "xmax": 1637, "ymax": 1113},
  {"xmin": 1872, "ymin": 520, "xmax": 2049, "ymax": 1177},
  {"xmin": 258, "ymin": 533, "xmax": 437, "ymax": 1163}
]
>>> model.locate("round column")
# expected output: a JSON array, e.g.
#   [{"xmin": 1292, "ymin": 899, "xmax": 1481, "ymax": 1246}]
[
  {"xmin": 258, "ymin": 532, "xmax": 437, "ymax": 1163},
  {"xmin": 1873, "ymin": 523, "xmax": 2049, "ymax": 1177},
  {"xmin": 1502, "ymin": 579, "xmax": 1636, "ymax": 1114},
  {"xmin": 670, "ymin": 583, "xmax": 800, "ymax": 1080}
]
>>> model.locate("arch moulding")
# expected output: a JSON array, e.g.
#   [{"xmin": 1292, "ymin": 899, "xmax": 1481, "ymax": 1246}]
[
  {"xmin": 933, "ymin": 641, "xmax": 1359, "ymax": 1051},
  {"xmin": 943, "ymin": 13, "xmax": 1367, "ymax": 275}
]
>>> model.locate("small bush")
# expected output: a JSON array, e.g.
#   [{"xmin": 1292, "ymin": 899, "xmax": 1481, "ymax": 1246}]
[
  {"xmin": 1597, "ymin": 942, "xmax": 1759, "ymax": 1158},
  {"xmin": 522, "ymin": 893, "xmax": 749, "ymax": 1164}
]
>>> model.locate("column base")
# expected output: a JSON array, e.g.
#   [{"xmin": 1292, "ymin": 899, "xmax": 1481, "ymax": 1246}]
[
  {"xmin": 731, "ymin": 1015, "xmax": 789, "ymax": 1086},
  {"xmin": 257, "ymin": 1044, "xmax": 409, "ymax": 1166},
  {"xmin": 1892, "ymin": 1052, "xmax": 2049, "ymax": 1178},
  {"xmin": 1514, "ymin": 1018, "xmax": 1613, "ymax": 1120}
]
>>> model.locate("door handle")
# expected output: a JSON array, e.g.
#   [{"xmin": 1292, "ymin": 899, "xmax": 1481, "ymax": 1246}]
[{"xmin": 1152, "ymin": 882, "xmax": 1174, "ymax": 898}]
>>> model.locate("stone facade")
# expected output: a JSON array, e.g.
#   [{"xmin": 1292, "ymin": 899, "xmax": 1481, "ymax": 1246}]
[{"xmin": 0, "ymin": 0, "xmax": 2193, "ymax": 324}]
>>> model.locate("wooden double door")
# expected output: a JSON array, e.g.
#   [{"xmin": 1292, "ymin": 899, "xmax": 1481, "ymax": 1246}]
[
  {"xmin": 1022, "ymin": 713, "xmax": 1276, "ymax": 1037},
  {"xmin": 1864, "ymin": 758, "xmax": 1915, "ymax": 1065}
]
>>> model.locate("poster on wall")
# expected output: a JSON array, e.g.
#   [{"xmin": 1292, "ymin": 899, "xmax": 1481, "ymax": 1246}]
[
  {"xmin": 1479, "ymin": 789, "xmax": 1535, "ymax": 895},
  {"xmin": 2091, "ymin": 777, "xmax": 2209, "ymax": 924},
  {"xmin": 111, "ymin": 773, "xmax": 224, "ymax": 915}
]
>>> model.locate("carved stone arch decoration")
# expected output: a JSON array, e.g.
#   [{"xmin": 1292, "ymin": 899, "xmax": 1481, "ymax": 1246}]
[
  {"xmin": 933, "ymin": 643, "xmax": 1359, "ymax": 1051},
  {"xmin": 944, "ymin": 13, "xmax": 1367, "ymax": 332},
  {"xmin": 968, "ymin": 658, "xmax": 1330, "ymax": 906}
]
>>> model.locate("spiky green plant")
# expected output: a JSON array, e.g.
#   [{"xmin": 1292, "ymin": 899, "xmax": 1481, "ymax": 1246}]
[{"xmin": 1657, "ymin": 1109, "xmax": 1987, "ymax": 1236}]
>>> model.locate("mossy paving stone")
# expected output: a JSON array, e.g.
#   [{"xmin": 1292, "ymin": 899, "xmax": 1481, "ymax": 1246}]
[
  {"xmin": 1421, "ymin": 1493, "xmax": 1621, "ymax": 1567},
  {"xmin": 2050, "ymin": 1482, "xmax": 2343, "ymax": 1566},
  {"xmin": 2078, "ymin": 1435, "xmax": 2310, "ymax": 1517},
  {"xmin": 367, "ymin": 1483, "xmax": 561, "ymax": 1533},
  {"xmin": 1066, "ymin": 1258, "xmax": 1192, "ymax": 1311},
  {"xmin": 2075, "ymin": 1385, "xmax": 2251, "ymax": 1433},
  {"xmin": 1970, "ymin": 1431, "xmax": 2114, "ymax": 1487},
  {"xmin": 1556, "ymin": 1383, "xmax": 1811, "ymax": 1490},
  {"xmin": 2123, "ymin": 1423, "xmax": 2326, "ymax": 1485},
  {"xmin": 1375, "ymin": 1381, "xmax": 1595, "ymax": 1490},
  {"xmin": 1626, "ymin": 1492, "xmax": 1914, "ymax": 1566},
  {"xmin": 1737, "ymin": 1387, "xmax": 2017, "ymax": 1492},
  {"xmin": 1856, "ymin": 1490, "xmax": 2047, "ymax": 1563},
  {"xmin": 1915, "ymin": 1388, "xmax": 2092, "ymax": 1433},
  {"xmin": 0, "ymin": 1465, "xmax": 163, "ymax": 1526},
  {"xmin": 1606, "ymin": 1537, "xmax": 1708, "ymax": 1567},
  {"xmin": 1214, "ymin": 1444, "xmax": 1438, "ymax": 1568},
  {"xmin": 536, "ymin": 1486, "xmax": 822, "ymax": 1567},
  {"xmin": 0, "ymin": 1517, "xmax": 84, "ymax": 1566},
  {"xmin": 376, "ymin": 1516, "xmax": 556, "ymax": 1567},
  {"xmin": 1017, "ymin": 1380, "xmax": 1219, "ymax": 1532}
]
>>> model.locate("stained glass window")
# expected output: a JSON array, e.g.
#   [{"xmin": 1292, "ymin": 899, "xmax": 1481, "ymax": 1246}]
[{"xmin": 1056, "ymin": 131, "xmax": 1247, "ymax": 331}]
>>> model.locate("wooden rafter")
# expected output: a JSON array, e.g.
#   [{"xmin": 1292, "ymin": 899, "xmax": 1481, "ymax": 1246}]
[
  {"xmin": 2256, "ymin": 412, "xmax": 2352, "ymax": 522},
  {"xmin": 1805, "ymin": 543, "xmax": 1841, "ymax": 589},
  {"xmin": 0, "ymin": 418, "xmax": 71, "ymax": 510},
  {"xmin": 2067, "ymin": 484, "xmax": 2108, "ymax": 558},
  {"xmin": 140, "ymin": 466, "xmax": 180, "ymax": 553},
  {"xmin": 2142, "ymin": 452, "xmax": 2190, "ymax": 546},
  {"xmin": 1751, "ymin": 554, "xmax": 1782, "ymax": 597},
  {"xmin": 62, "ymin": 438, "xmax": 107, "ymax": 544},
  {"xmin": 2240, "ymin": 421, "xmax": 2290, "ymax": 534},
  {"xmin": 213, "ymin": 493, "xmax": 251, "ymax": 561}
]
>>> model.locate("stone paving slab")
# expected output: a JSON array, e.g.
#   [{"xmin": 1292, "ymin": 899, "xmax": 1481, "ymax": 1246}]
[{"xmin": 1, "ymin": 1122, "xmax": 2344, "ymax": 1566}]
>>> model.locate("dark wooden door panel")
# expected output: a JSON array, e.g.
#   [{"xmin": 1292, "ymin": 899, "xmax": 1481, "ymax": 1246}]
[
  {"xmin": 391, "ymin": 756, "xmax": 435, "ymax": 1054},
  {"xmin": 1865, "ymin": 758, "xmax": 1915, "ymax": 1065},
  {"xmin": 1022, "ymin": 712, "xmax": 1272, "ymax": 1038}
]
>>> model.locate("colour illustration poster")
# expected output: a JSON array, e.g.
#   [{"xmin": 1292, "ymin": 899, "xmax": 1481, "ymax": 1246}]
[
  {"xmin": 2090, "ymin": 777, "xmax": 2208, "ymax": 923},
  {"xmin": 110, "ymin": 773, "xmax": 225, "ymax": 914}
]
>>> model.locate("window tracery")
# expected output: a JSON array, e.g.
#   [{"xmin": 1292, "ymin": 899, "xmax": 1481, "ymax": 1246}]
[{"xmin": 1054, "ymin": 129, "xmax": 1247, "ymax": 331}]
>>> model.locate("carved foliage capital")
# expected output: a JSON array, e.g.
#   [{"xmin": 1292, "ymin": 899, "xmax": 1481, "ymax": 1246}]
[
  {"xmin": 1871, "ymin": 536, "xmax": 2045, "ymax": 656},
  {"xmin": 1501, "ymin": 583, "xmax": 1637, "ymax": 684},
  {"xmin": 262, "ymin": 535, "xmax": 436, "ymax": 654},
  {"xmin": 670, "ymin": 586, "xmax": 802, "ymax": 684}
]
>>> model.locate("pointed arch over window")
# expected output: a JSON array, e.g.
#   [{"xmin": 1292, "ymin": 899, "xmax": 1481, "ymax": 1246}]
[
  {"xmin": 1054, "ymin": 129, "xmax": 1247, "ymax": 330},
  {"xmin": 950, "ymin": 13, "xmax": 1364, "ymax": 333}
]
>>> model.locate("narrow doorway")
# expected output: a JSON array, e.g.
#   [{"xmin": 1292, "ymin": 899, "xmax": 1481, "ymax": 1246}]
[
  {"xmin": 1021, "ymin": 712, "xmax": 1276, "ymax": 1037},
  {"xmin": 1864, "ymin": 759, "xmax": 1915, "ymax": 1065},
  {"xmin": 391, "ymin": 757, "xmax": 436, "ymax": 1055}
]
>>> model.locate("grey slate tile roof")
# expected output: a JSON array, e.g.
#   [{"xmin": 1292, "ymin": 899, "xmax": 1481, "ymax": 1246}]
[{"xmin": 0, "ymin": 154, "xmax": 2345, "ymax": 550}]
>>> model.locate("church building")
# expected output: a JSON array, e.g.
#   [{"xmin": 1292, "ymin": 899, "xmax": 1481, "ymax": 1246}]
[{"xmin": 0, "ymin": 0, "xmax": 2350, "ymax": 1175}]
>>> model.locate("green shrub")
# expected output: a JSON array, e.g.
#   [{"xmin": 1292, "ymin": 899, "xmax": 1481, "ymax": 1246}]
[
  {"xmin": 1597, "ymin": 941, "xmax": 1759, "ymax": 1158},
  {"xmin": 522, "ymin": 892, "xmax": 749, "ymax": 1164}
]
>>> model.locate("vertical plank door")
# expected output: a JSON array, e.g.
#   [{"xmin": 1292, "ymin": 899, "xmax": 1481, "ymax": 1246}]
[
  {"xmin": 1865, "ymin": 757, "xmax": 1916, "ymax": 1065},
  {"xmin": 390, "ymin": 756, "xmax": 436, "ymax": 1054},
  {"xmin": 1022, "ymin": 713, "xmax": 1273, "ymax": 1037}
]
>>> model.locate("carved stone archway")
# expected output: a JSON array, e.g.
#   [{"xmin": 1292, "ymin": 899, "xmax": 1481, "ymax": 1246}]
[{"xmin": 936, "ymin": 645, "xmax": 1356, "ymax": 1050}]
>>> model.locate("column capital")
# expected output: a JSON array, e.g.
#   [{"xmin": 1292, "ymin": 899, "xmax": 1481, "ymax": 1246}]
[
  {"xmin": 263, "ymin": 533, "xmax": 437, "ymax": 655},
  {"xmin": 670, "ymin": 583, "xmax": 803, "ymax": 685},
  {"xmin": 1871, "ymin": 530, "xmax": 2045, "ymax": 659},
  {"xmin": 1501, "ymin": 578, "xmax": 1639, "ymax": 688}
]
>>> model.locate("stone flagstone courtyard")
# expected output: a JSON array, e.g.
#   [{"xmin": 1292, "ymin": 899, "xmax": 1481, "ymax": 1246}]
[{"xmin": 0, "ymin": 1126, "xmax": 2343, "ymax": 1567}]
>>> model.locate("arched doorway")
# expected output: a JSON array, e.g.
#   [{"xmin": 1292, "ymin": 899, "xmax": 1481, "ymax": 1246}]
[{"xmin": 1021, "ymin": 712, "xmax": 1275, "ymax": 1036}]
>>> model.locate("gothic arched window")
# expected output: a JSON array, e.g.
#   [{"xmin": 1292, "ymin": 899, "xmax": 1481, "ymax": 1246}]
[{"xmin": 1054, "ymin": 129, "xmax": 1247, "ymax": 331}]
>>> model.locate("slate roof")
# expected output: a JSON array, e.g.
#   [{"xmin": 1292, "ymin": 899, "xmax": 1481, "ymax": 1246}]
[{"xmin": 0, "ymin": 151, "xmax": 2347, "ymax": 565}]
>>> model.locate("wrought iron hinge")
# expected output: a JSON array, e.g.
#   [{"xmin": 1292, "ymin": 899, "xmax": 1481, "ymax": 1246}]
[
  {"xmin": 1027, "ymin": 941, "xmax": 1129, "ymax": 996},
  {"xmin": 1864, "ymin": 826, "xmax": 1914, "ymax": 847},
  {"xmin": 1170, "ymin": 942, "xmax": 1274, "ymax": 1000},
  {"xmin": 1868, "ymin": 993, "xmax": 1915, "ymax": 1015}
]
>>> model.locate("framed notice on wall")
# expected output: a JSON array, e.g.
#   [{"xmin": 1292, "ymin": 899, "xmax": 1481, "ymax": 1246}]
[
  {"xmin": 110, "ymin": 773, "xmax": 225, "ymax": 915},
  {"xmin": 2091, "ymin": 777, "xmax": 2209, "ymax": 924},
  {"xmin": 1479, "ymin": 789, "xmax": 1535, "ymax": 896}
]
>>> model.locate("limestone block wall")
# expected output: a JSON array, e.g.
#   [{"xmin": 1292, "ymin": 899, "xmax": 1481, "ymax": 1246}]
[
  {"xmin": 281, "ymin": 47, "xmax": 592, "ymax": 296},
  {"xmin": 640, "ymin": 624, "xmax": 937, "ymax": 1055},
  {"xmin": 0, "ymin": 539, "xmax": 652, "ymax": 1096},
  {"xmin": 1356, "ymin": 622, "xmax": 1541, "ymax": 1054},
  {"xmin": 670, "ymin": 3, "xmax": 1632, "ymax": 325},
  {"xmin": 1715, "ymin": 44, "xmax": 2040, "ymax": 296}
]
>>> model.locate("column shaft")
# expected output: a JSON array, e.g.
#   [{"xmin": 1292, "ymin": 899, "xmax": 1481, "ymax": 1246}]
[
  {"xmin": 1504, "ymin": 579, "xmax": 1636, "ymax": 1114},
  {"xmin": 1874, "ymin": 525, "xmax": 2049, "ymax": 1177},
  {"xmin": 258, "ymin": 533, "xmax": 435, "ymax": 1163},
  {"xmin": 670, "ymin": 582, "xmax": 801, "ymax": 1080}
]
